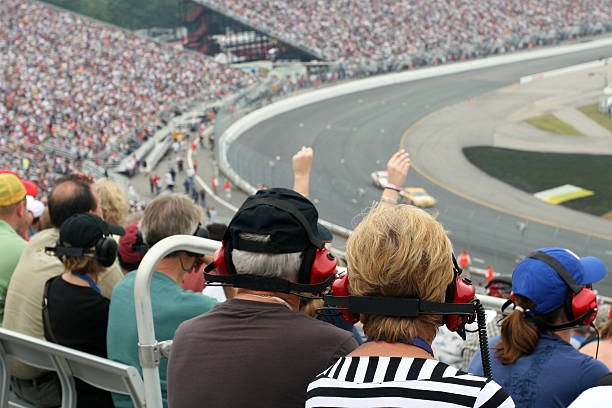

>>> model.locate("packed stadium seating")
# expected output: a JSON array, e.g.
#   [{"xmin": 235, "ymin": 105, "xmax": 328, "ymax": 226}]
[
  {"xmin": 0, "ymin": 0, "xmax": 250, "ymax": 195},
  {"xmin": 201, "ymin": 0, "xmax": 612, "ymax": 70}
]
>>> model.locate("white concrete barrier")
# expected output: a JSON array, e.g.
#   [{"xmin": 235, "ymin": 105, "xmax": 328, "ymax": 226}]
[{"xmin": 520, "ymin": 59, "xmax": 609, "ymax": 83}]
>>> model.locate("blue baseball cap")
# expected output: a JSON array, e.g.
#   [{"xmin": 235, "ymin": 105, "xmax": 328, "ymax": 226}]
[{"xmin": 512, "ymin": 247, "xmax": 606, "ymax": 315}]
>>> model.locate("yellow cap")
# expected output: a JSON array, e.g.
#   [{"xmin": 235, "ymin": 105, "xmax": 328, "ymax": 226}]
[{"xmin": 0, "ymin": 173, "xmax": 27, "ymax": 206}]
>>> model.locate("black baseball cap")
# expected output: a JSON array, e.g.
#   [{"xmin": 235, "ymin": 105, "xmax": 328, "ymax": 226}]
[
  {"xmin": 60, "ymin": 213, "xmax": 125, "ymax": 248},
  {"xmin": 227, "ymin": 188, "xmax": 332, "ymax": 254}
]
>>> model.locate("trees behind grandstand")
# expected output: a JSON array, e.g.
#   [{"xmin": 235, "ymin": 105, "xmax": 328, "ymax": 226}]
[{"xmin": 43, "ymin": 0, "xmax": 180, "ymax": 30}]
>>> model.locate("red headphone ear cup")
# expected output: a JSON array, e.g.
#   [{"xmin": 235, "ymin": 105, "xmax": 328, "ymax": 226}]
[
  {"xmin": 446, "ymin": 272, "xmax": 476, "ymax": 332},
  {"xmin": 212, "ymin": 245, "xmax": 230, "ymax": 275},
  {"xmin": 572, "ymin": 289, "xmax": 598, "ymax": 326},
  {"xmin": 332, "ymin": 273, "xmax": 359, "ymax": 325},
  {"xmin": 310, "ymin": 248, "xmax": 338, "ymax": 286},
  {"xmin": 510, "ymin": 292, "xmax": 515, "ymax": 305}
]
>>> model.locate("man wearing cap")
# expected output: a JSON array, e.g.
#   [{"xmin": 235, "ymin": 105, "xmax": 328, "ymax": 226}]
[
  {"xmin": 117, "ymin": 221, "xmax": 146, "ymax": 275},
  {"xmin": 107, "ymin": 192, "xmax": 218, "ymax": 408},
  {"xmin": 469, "ymin": 247, "xmax": 609, "ymax": 407},
  {"xmin": 25, "ymin": 195, "xmax": 45, "ymax": 237},
  {"xmin": 0, "ymin": 172, "xmax": 28, "ymax": 326},
  {"xmin": 4, "ymin": 174, "xmax": 124, "ymax": 407},
  {"xmin": 166, "ymin": 188, "xmax": 358, "ymax": 408}
]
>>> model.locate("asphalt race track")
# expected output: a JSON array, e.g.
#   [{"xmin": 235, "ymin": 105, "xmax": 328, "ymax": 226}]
[{"xmin": 227, "ymin": 46, "xmax": 612, "ymax": 296}]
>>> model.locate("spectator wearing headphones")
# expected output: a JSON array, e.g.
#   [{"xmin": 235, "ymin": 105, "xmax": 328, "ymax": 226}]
[
  {"xmin": 43, "ymin": 213, "xmax": 125, "ymax": 407},
  {"xmin": 469, "ymin": 248, "xmax": 609, "ymax": 407},
  {"xmin": 107, "ymin": 192, "xmax": 218, "ymax": 408},
  {"xmin": 4, "ymin": 174, "xmax": 124, "ymax": 407},
  {"xmin": 306, "ymin": 205, "xmax": 513, "ymax": 407},
  {"xmin": 167, "ymin": 188, "xmax": 358, "ymax": 408}
]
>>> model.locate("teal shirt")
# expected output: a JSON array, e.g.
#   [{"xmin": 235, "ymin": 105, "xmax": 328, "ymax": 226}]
[
  {"xmin": 0, "ymin": 220, "xmax": 26, "ymax": 326},
  {"xmin": 107, "ymin": 271, "xmax": 218, "ymax": 407}
]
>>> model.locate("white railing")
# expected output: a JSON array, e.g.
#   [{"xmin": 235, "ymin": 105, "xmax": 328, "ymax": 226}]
[{"xmin": 134, "ymin": 235, "xmax": 222, "ymax": 408}]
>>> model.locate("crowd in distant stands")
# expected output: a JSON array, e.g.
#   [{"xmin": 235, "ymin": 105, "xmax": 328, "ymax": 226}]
[
  {"xmin": 206, "ymin": 0, "xmax": 612, "ymax": 69},
  {"xmin": 0, "ymin": 0, "xmax": 251, "ymax": 196}
]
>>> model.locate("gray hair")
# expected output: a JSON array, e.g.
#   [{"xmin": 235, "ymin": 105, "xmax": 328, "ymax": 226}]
[
  {"xmin": 231, "ymin": 233, "xmax": 302, "ymax": 281},
  {"xmin": 140, "ymin": 192, "xmax": 204, "ymax": 248}
]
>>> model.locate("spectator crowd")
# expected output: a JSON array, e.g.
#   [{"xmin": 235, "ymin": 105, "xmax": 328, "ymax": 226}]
[
  {"xmin": 206, "ymin": 0, "xmax": 612, "ymax": 70},
  {"xmin": 0, "ymin": 0, "xmax": 251, "ymax": 197}
]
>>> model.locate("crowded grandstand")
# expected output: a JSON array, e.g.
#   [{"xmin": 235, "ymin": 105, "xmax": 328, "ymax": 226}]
[{"xmin": 1, "ymin": 0, "xmax": 612, "ymax": 407}]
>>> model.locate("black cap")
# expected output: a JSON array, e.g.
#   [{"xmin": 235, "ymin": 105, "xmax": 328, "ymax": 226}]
[
  {"xmin": 60, "ymin": 213, "xmax": 125, "ymax": 248},
  {"xmin": 227, "ymin": 188, "xmax": 332, "ymax": 254}
]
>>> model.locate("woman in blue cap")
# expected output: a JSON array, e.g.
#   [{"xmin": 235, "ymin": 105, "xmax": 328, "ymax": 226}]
[{"xmin": 469, "ymin": 247, "xmax": 610, "ymax": 407}]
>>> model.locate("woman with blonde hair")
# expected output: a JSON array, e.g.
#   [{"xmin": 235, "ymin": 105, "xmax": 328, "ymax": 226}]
[
  {"xmin": 94, "ymin": 178, "xmax": 129, "ymax": 227},
  {"xmin": 306, "ymin": 204, "xmax": 513, "ymax": 407},
  {"xmin": 469, "ymin": 248, "xmax": 609, "ymax": 407},
  {"xmin": 44, "ymin": 213, "xmax": 125, "ymax": 407}
]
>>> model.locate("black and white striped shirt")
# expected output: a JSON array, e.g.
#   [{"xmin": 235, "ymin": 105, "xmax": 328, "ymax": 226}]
[{"xmin": 306, "ymin": 357, "xmax": 514, "ymax": 407}]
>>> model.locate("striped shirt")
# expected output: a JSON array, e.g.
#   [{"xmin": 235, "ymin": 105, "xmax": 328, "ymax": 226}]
[{"xmin": 306, "ymin": 357, "xmax": 514, "ymax": 408}]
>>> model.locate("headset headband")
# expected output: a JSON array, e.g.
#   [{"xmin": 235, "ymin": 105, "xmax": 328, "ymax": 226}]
[
  {"xmin": 527, "ymin": 251, "xmax": 583, "ymax": 295},
  {"xmin": 48, "ymin": 246, "xmax": 96, "ymax": 257},
  {"xmin": 203, "ymin": 271, "xmax": 335, "ymax": 294},
  {"xmin": 323, "ymin": 294, "xmax": 475, "ymax": 317},
  {"xmin": 226, "ymin": 197, "xmax": 324, "ymax": 250}
]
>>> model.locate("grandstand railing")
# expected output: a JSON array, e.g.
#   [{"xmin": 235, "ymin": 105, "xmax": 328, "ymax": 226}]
[{"xmin": 0, "ymin": 328, "xmax": 145, "ymax": 408}]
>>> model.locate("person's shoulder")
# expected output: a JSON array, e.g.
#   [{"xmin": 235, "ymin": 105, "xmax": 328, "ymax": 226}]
[
  {"xmin": 110, "ymin": 271, "xmax": 136, "ymax": 298},
  {"xmin": 487, "ymin": 335, "xmax": 501, "ymax": 347},
  {"xmin": 176, "ymin": 286, "xmax": 218, "ymax": 310},
  {"xmin": 474, "ymin": 377, "xmax": 515, "ymax": 407},
  {"xmin": 293, "ymin": 312, "xmax": 358, "ymax": 344},
  {"xmin": 27, "ymin": 227, "xmax": 58, "ymax": 248},
  {"xmin": 575, "ymin": 348, "xmax": 610, "ymax": 375}
]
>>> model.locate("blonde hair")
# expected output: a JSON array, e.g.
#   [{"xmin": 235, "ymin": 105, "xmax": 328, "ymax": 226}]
[
  {"xmin": 346, "ymin": 204, "xmax": 453, "ymax": 343},
  {"xmin": 94, "ymin": 179, "xmax": 129, "ymax": 227}
]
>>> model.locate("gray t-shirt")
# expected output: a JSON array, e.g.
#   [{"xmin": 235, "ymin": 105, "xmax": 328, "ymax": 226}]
[{"xmin": 167, "ymin": 298, "xmax": 358, "ymax": 408}]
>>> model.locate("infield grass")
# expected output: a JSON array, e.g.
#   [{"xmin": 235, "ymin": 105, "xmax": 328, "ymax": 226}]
[
  {"xmin": 524, "ymin": 113, "xmax": 585, "ymax": 137},
  {"xmin": 463, "ymin": 146, "xmax": 612, "ymax": 216},
  {"xmin": 578, "ymin": 103, "xmax": 612, "ymax": 133}
]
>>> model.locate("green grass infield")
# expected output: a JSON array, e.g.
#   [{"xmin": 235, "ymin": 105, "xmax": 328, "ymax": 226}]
[
  {"xmin": 524, "ymin": 113, "xmax": 585, "ymax": 137},
  {"xmin": 463, "ymin": 146, "xmax": 612, "ymax": 216},
  {"xmin": 578, "ymin": 103, "xmax": 612, "ymax": 133}
]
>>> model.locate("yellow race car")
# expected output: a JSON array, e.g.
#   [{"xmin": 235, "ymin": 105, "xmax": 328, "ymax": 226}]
[{"xmin": 401, "ymin": 187, "xmax": 436, "ymax": 208}]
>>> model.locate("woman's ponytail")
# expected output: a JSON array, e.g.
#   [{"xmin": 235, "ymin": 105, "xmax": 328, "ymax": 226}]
[{"xmin": 494, "ymin": 295, "xmax": 539, "ymax": 365}]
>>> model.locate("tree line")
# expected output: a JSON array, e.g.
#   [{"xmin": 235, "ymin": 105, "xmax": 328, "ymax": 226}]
[{"xmin": 42, "ymin": 0, "xmax": 183, "ymax": 30}]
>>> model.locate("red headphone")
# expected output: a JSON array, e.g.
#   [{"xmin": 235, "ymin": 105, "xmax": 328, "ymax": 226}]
[
  {"xmin": 327, "ymin": 255, "xmax": 476, "ymax": 336},
  {"xmin": 510, "ymin": 251, "xmax": 598, "ymax": 327},
  {"xmin": 207, "ymin": 243, "xmax": 338, "ymax": 289}
]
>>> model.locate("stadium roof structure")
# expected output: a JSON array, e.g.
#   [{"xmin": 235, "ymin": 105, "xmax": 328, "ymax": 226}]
[{"xmin": 189, "ymin": 0, "xmax": 325, "ymax": 62}]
